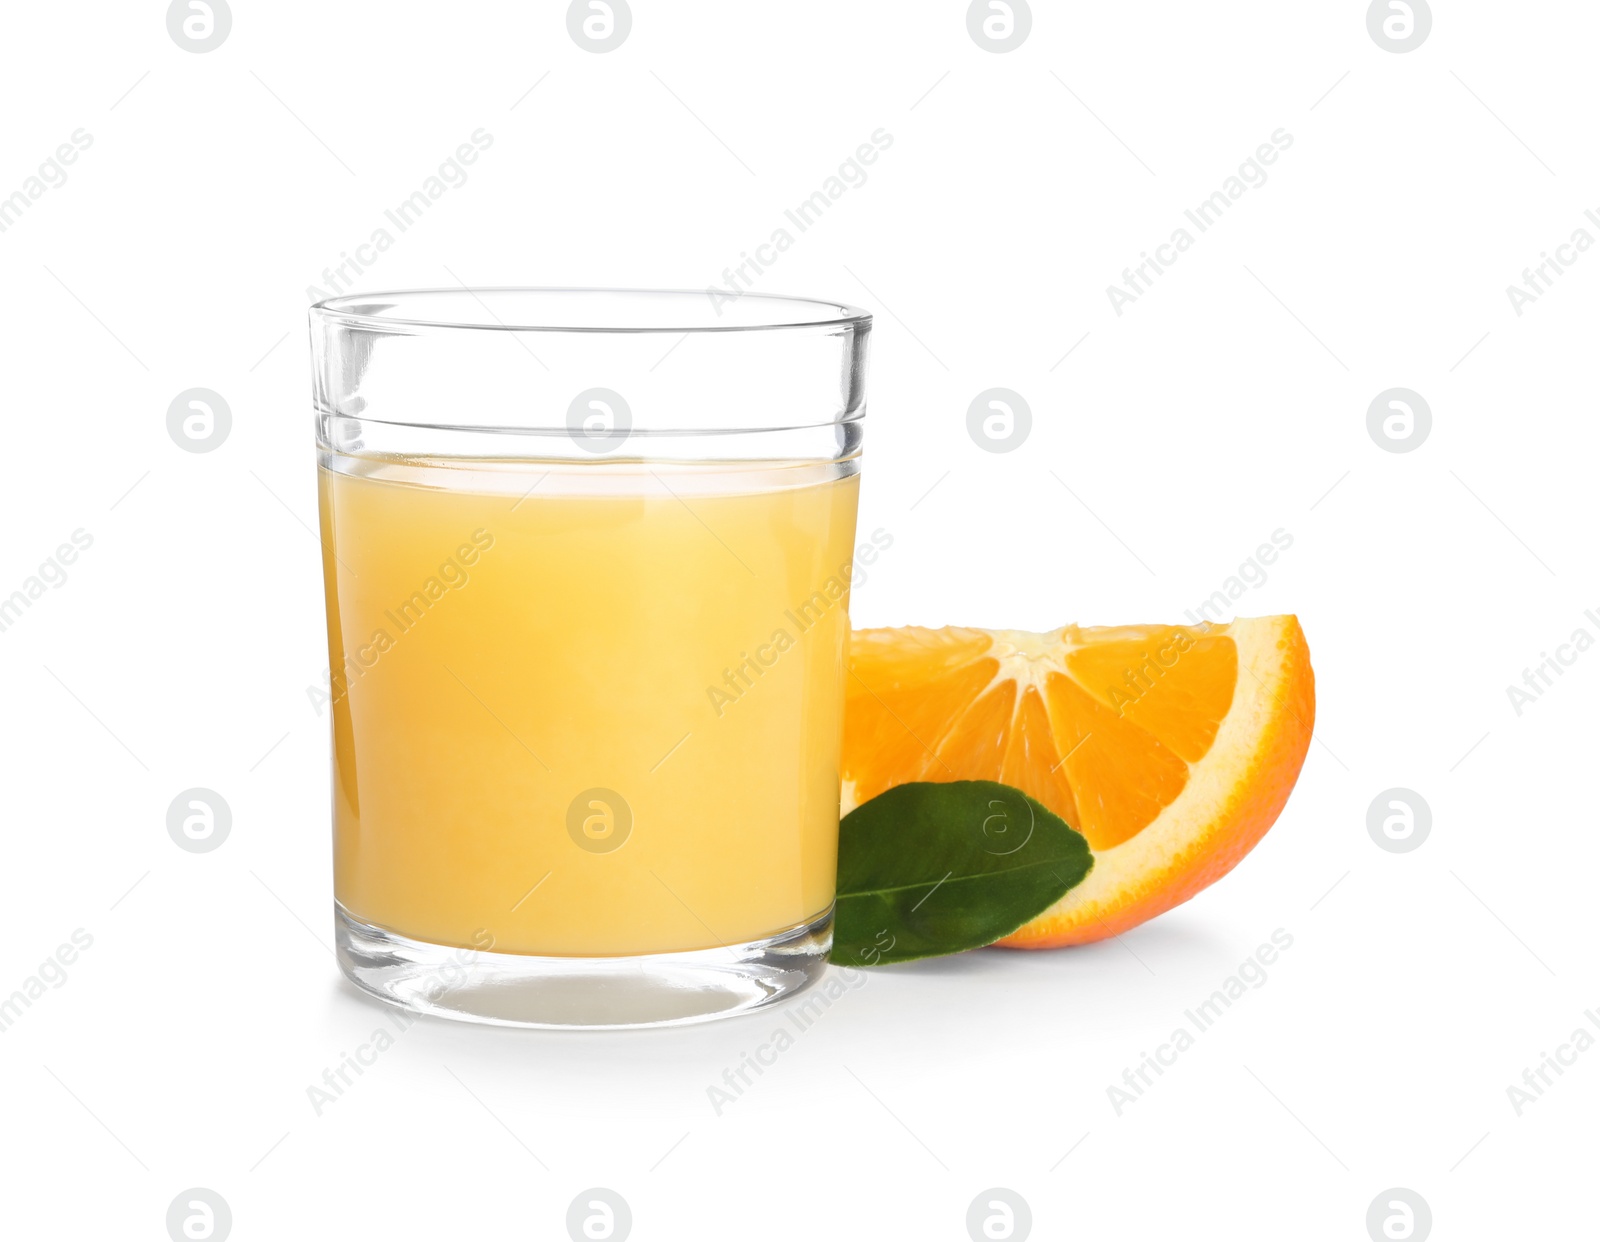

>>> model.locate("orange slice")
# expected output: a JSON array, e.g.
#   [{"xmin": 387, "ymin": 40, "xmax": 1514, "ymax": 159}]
[{"xmin": 841, "ymin": 615, "xmax": 1314, "ymax": 946}]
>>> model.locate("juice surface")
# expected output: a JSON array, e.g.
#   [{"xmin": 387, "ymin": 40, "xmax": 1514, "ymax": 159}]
[{"xmin": 318, "ymin": 455, "xmax": 861, "ymax": 956}]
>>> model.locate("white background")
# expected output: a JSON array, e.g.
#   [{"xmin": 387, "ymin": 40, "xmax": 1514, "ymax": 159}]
[{"xmin": 1, "ymin": 1, "xmax": 1595, "ymax": 1238}]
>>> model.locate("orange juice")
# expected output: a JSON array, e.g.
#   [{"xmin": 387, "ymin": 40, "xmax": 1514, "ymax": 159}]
[{"xmin": 318, "ymin": 455, "xmax": 862, "ymax": 957}]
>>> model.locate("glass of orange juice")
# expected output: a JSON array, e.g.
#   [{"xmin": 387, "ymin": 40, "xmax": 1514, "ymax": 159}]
[{"xmin": 308, "ymin": 289, "xmax": 871, "ymax": 1027}]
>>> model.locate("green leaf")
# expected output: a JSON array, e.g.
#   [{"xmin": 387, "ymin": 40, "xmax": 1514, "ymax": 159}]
[{"xmin": 830, "ymin": 780, "xmax": 1093, "ymax": 966}]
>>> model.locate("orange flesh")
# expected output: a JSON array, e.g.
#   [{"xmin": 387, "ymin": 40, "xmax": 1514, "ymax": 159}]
[
  {"xmin": 841, "ymin": 618, "xmax": 1315, "ymax": 946},
  {"xmin": 845, "ymin": 625, "xmax": 1237, "ymax": 850}
]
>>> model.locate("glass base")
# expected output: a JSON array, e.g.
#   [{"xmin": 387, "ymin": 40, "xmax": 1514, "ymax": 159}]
[{"xmin": 334, "ymin": 903, "xmax": 834, "ymax": 1030}]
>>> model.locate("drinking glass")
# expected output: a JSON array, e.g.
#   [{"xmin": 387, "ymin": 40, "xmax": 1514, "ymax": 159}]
[{"xmin": 308, "ymin": 289, "xmax": 871, "ymax": 1027}]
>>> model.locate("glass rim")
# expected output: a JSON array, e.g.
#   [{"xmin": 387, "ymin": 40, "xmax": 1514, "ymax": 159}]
[{"xmin": 309, "ymin": 287, "xmax": 873, "ymax": 335}]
